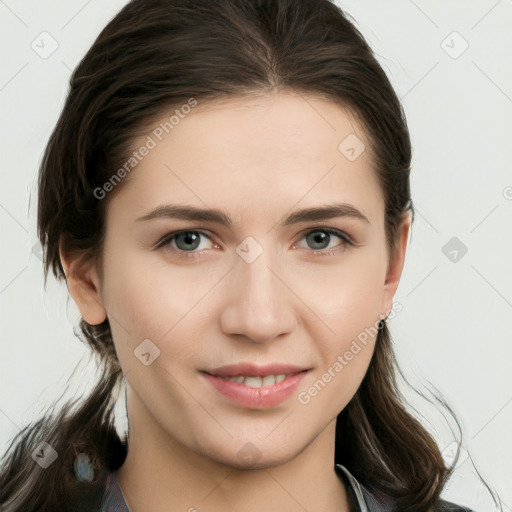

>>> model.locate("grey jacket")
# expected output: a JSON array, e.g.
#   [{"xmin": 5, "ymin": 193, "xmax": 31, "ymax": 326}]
[{"xmin": 98, "ymin": 464, "xmax": 476, "ymax": 511}]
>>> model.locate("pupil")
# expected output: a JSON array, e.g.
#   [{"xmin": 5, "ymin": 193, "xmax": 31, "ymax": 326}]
[
  {"xmin": 307, "ymin": 231, "xmax": 329, "ymax": 250},
  {"xmin": 177, "ymin": 232, "xmax": 200, "ymax": 250}
]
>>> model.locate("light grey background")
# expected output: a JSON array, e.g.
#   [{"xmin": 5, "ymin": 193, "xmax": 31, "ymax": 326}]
[{"xmin": 0, "ymin": 1, "xmax": 511, "ymax": 510}]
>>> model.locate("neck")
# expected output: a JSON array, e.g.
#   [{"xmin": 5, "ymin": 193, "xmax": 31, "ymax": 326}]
[{"xmin": 116, "ymin": 385, "xmax": 351, "ymax": 512}]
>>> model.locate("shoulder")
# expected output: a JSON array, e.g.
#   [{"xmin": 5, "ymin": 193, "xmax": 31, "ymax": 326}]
[
  {"xmin": 362, "ymin": 488, "xmax": 478, "ymax": 512},
  {"xmin": 363, "ymin": 486, "xmax": 478, "ymax": 512},
  {"xmin": 98, "ymin": 471, "xmax": 130, "ymax": 512},
  {"xmin": 436, "ymin": 500, "xmax": 477, "ymax": 512},
  {"xmin": 336, "ymin": 464, "xmax": 477, "ymax": 512},
  {"xmin": 98, "ymin": 466, "xmax": 479, "ymax": 512}
]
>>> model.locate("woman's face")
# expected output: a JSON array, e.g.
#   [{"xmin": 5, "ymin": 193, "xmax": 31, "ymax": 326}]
[{"xmin": 67, "ymin": 91, "xmax": 409, "ymax": 469}]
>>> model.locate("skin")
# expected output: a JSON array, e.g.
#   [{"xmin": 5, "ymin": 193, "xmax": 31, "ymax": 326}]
[{"xmin": 60, "ymin": 90, "xmax": 410, "ymax": 512}]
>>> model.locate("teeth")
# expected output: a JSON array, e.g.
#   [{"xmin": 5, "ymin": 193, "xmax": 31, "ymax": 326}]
[
  {"xmin": 262, "ymin": 375, "xmax": 275, "ymax": 387},
  {"xmin": 244, "ymin": 376, "xmax": 264, "ymax": 388},
  {"xmin": 221, "ymin": 373, "xmax": 290, "ymax": 387}
]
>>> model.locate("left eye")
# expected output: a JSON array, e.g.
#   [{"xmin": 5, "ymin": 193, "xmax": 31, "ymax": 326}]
[
  {"xmin": 156, "ymin": 228, "xmax": 352, "ymax": 256},
  {"xmin": 296, "ymin": 229, "xmax": 351, "ymax": 252}
]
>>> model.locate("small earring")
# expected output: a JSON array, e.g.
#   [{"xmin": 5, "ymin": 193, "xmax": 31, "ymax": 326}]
[
  {"xmin": 378, "ymin": 313, "xmax": 388, "ymax": 331},
  {"xmin": 73, "ymin": 452, "xmax": 95, "ymax": 482}
]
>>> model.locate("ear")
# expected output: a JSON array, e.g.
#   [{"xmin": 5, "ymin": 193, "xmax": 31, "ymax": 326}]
[
  {"xmin": 380, "ymin": 212, "xmax": 411, "ymax": 317},
  {"xmin": 59, "ymin": 245, "xmax": 107, "ymax": 325}
]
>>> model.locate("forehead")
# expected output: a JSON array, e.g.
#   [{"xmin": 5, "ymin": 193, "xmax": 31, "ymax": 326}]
[{"xmin": 106, "ymin": 91, "xmax": 383, "ymax": 227}]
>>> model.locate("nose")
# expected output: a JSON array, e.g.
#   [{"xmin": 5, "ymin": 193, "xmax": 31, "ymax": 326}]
[{"xmin": 219, "ymin": 251, "xmax": 297, "ymax": 344}]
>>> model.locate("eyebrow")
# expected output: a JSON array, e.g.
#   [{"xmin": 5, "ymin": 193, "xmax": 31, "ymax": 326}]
[{"xmin": 136, "ymin": 202, "xmax": 371, "ymax": 226}]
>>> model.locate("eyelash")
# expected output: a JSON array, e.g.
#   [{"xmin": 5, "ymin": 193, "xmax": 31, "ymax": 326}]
[{"xmin": 155, "ymin": 227, "xmax": 355, "ymax": 259}]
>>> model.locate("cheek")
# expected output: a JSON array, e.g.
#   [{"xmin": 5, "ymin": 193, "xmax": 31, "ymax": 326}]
[
  {"xmin": 297, "ymin": 274, "xmax": 381, "ymax": 419},
  {"xmin": 103, "ymin": 248, "xmax": 191, "ymax": 329},
  {"xmin": 101, "ymin": 250, "xmax": 218, "ymax": 369},
  {"xmin": 299, "ymin": 249, "xmax": 387, "ymax": 333},
  {"xmin": 297, "ymin": 250, "xmax": 385, "ymax": 382}
]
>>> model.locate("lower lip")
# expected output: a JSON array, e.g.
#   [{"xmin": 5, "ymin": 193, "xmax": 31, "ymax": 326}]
[{"xmin": 202, "ymin": 371, "xmax": 308, "ymax": 409}]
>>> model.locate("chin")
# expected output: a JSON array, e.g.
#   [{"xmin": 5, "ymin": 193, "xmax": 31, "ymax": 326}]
[{"xmin": 193, "ymin": 437, "xmax": 304, "ymax": 471}]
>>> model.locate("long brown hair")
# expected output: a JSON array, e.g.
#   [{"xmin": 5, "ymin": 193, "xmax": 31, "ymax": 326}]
[{"xmin": 0, "ymin": 1, "xmax": 499, "ymax": 510}]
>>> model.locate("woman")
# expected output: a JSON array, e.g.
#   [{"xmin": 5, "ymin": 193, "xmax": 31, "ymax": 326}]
[{"xmin": 0, "ymin": 0, "xmax": 498, "ymax": 510}]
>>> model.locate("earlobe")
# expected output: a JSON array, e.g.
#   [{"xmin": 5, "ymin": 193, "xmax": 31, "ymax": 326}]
[
  {"xmin": 380, "ymin": 214, "xmax": 411, "ymax": 316},
  {"xmin": 59, "ymin": 245, "xmax": 107, "ymax": 326}
]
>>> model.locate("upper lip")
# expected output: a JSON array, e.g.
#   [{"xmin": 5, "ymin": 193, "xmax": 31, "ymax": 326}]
[{"xmin": 204, "ymin": 363, "xmax": 309, "ymax": 378}]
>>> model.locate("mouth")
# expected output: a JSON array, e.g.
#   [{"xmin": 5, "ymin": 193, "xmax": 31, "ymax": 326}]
[
  {"xmin": 201, "ymin": 363, "xmax": 311, "ymax": 409},
  {"xmin": 211, "ymin": 372, "xmax": 304, "ymax": 388},
  {"xmin": 204, "ymin": 370, "xmax": 308, "ymax": 388},
  {"xmin": 203, "ymin": 362, "xmax": 309, "ymax": 383}
]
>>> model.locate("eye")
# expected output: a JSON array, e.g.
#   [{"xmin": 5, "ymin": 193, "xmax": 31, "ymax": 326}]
[
  {"xmin": 155, "ymin": 227, "xmax": 354, "ymax": 259},
  {"xmin": 156, "ymin": 230, "xmax": 217, "ymax": 256},
  {"xmin": 295, "ymin": 228, "xmax": 353, "ymax": 255}
]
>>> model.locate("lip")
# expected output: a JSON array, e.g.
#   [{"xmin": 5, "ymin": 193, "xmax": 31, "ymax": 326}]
[
  {"xmin": 205, "ymin": 362, "xmax": 308, "ymax": 378},
  {"xmin": 201, "ymin": 364, "xmax": 310, "ymax": 409}
]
